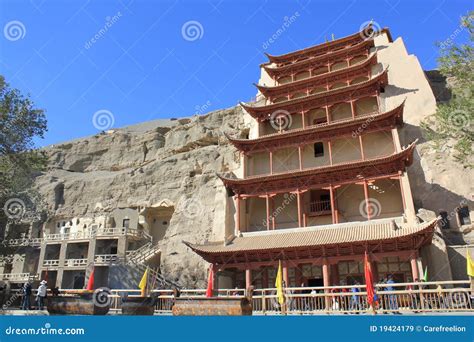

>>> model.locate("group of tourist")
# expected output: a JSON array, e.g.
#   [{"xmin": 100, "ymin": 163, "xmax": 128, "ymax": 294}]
[{"xmin": 19, "ymin": 280, "xmax": 48, "ymax": 310}]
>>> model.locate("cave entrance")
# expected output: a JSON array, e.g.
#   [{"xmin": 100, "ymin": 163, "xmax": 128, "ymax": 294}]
[{"xmin": 141, "ymin": 200, "xmax": 175, "ymax": 244}]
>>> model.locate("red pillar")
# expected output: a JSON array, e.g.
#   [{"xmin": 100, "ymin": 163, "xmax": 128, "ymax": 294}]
[
  {"xmin": 245, "ymin": 269, "xmax": 252, "ymax": 289},
  {"xmin": 410, "ymin": 255, "xmax": 419, "ymax": 281},
  {"xmin": 325, "ymin": 105, "xmax": 330, "ymax": 123},
  {"xmin": 328, "ymin": 140, "xmax": 333, "ymax": 165},
  {"xmin": 363, "ymin": 180, "xmax": 371, "ymax": 220},
  {"xmin": 266, "ymin": 195, "xmax": 271, "ymax": 230},
  {"xmin": 235, "ymin": 195, "xmax": 241, "ymax": 234},
  {"xmin": 359, "ymin": 135, "xmax": 365, "ymax": 160},
  {"xmin": 350, "ymin": 100, "xmax": 356, "ymax": 119},
  {"xmin": 301, "ymin": 111, "xmax": 306, "ymax": 128},
  {"xmin": 399, "ymin": 175, "xmax": 407, "ymax": 210},
  {"xmin": 283, "ymin": 263, "xmax": 289, "ymax": 287},
  {"xmin": 269, "ymin": 151, "xmax": 273, "ymax": 175},
  {"xmin": 322, "ymin": 260, "xmax": 331, "ymax": 310},
  {"xmin": 298, "ymin": 146, "xmax": 303, "ymax": 170},
  {"xmin": 242, "ymin": 152, "xmax": 247, "ymax": 178},
  {"xmin": 296, "ymin": 191, "xmax": 302, "ymax": 227},
  {"xmin": 329, "ymin": 185, "xmax": 336, "ymax": 224},
  {"xmin": 271, "ymin": 195, "xmax": 275, "ymax": 230}
]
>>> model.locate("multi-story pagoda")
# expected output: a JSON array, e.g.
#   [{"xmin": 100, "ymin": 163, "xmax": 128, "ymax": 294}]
[{"xmin": 186, "ymin": 24, "xmax": 438, "ymax": 290}]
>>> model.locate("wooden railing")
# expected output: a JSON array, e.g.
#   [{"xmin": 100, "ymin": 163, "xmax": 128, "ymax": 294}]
[
  {"xmin": 4, "ymin": 281, "xmax": 471, "ymax": 314},
  {"xmin": 100, "ymin": 281, "xmax": 474, "ymax": 315},
  {"xmin": 309, "ymin": 200, "xmax": 331, "ymax": 213}
]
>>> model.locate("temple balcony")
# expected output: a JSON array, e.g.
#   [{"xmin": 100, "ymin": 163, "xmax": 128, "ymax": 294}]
[
  {"xmin": 258, "ymin": 95, "xmax": 380, "ymax": 137},
  {"xmin": 244, "ymin": 131, "xmax": 396, "ymax": 178},
  {"xmin": 0, "ymin": 272, "xmax": 37, "ymax": 282},
  {"xmin": 240, "ymin": 69, "xmax": 388, "ymax": 122},
  {"xmin": 257, "ymin": 53, "xmax": 377, "ymax": 103},
  {"xmin": 240, "ymin": 177, "xmax": 406, "ymax": 233}
]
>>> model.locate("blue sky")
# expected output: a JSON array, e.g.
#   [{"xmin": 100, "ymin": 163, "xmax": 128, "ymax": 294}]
[{"xmin": 0, "ymin": 0, "xmax": 471, "ymax": 146}]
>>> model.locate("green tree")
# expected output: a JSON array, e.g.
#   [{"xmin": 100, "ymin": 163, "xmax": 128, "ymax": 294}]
[
  {"xmin": 421, "ymin": 11, "xmax": 474, "ymax": 167},
  {"xmin": 0, "ymin": 75, "xmax": 48, "ymax": 224}
]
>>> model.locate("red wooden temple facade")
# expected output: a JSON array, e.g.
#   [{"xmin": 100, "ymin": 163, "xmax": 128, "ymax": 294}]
[{"xmin": 186, "ymin": 24, "xmax": 437, "ymax": 290}]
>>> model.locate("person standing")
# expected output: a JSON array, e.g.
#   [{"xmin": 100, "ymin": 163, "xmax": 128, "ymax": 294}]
[
  {"xmin": 36, "ymin": 280, "xmax": 47, "ymax": 310},
  {"xmin": 21, "ymin": 282, "xmax": 32, "ymax": 310},
  {"xmin": 385, "ymin": 275, "xmax": 399, "ymax": 312}
]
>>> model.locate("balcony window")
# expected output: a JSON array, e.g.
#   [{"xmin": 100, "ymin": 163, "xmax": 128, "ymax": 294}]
[
  {"xmin": 123, "ymin": 219, "xmax": 130, "ymax": 228},
  {"xmin": 314, "ymin": 142, "xmax": 324, "ymax": 157}
]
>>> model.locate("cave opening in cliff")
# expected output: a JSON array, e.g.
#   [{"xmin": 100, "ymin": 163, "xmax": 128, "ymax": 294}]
[{"xmin": 140, "ymin": 201, "xmax": 175, "ymax": 243}]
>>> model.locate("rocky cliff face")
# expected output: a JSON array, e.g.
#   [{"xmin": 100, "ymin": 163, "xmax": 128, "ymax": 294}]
[{"xmin": 34, "ymin": 107, "xmax": 246, "ymax": 287}]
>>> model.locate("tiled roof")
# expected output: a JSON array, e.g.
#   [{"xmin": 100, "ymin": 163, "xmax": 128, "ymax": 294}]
[{"xmin": 184, "ymin": 218, "xmax": 437, "ymax": 255}]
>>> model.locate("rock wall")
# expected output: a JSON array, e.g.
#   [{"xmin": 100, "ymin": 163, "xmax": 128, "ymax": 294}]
[{"xmin": 34, "ymin": 107, "xmax": 246, "ymax": 288}]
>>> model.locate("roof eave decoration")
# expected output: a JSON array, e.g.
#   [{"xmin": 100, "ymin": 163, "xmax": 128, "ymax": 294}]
[
  {"xmin": 265, "ymin": 24, "xmax": 374, "ymax": 63},
  {"xmin": 184, "ymin": 218, "xmax": 437, "ymax": 264},
  {"xmin": 227, "ymin": 101, "xmax": 405, "ymax": 153},
  {"xmin": 256, "ymin": 53, "xmax": 378, "ymax": 96},
  {"xmin": 263, "ymin": 39, "xmax": 375, "ymax": 76},
  {"xmin": 264, "ymin": 24, "xmax": 392, "ymax": 64},
  {"xmin": 218, "ymin": 139, "xmax": 417, "ymax": 196}
]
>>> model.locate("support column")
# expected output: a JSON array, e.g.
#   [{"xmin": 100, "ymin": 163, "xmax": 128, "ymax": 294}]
[
  {"xmin": 410, "ymin": 254, "xmax": 419, "ymax": 281},
  {"xmin": 322, "ymin": 260, "xmax": 331, "ymax": 310},
  {"xmin": 245, "ymin": 268, "xmax": 252, "ymax": 289},
  {"xmin": 235, "ymin": 195, "xmax": 241, "ymax": 235},
  {"xmin": 242, "ymin": 152, "xmax": 247, "ymax": 178},
  {"xmin": 391, "ymin": 128, "xmax": 401, "ymax": 152},
  {"xmin": 325, "ymin": 106, "xmax": 331, "ymax": 123},
  {"xmin": 37, "ymin": 242, "xmax": 47, "ymax": 275},
  {"xmin": 328, "ymin": 140, "xmax": 333, "ymax": 165},
  {"xmin": 402, "ymin": 173, "xmax": 416, "ymax": 223},
  {"xmin": 271, "ymin": 195, "xmax": 275, "ymax": 230},
  {"xmin": 282, "ymin": 263, "xmax": 289, "ymax": 287},
  {"xmin": 296, "ymin": 191, "xmax": 302, "ymax": 227},
  {"xmin": 359, "ymin": 135, "xmax": 365, "ymax": 160},
  {"xmin": 269, "ymin": 151, "xmax": 273, "ymax": 175},
  {"xmin": 350, "ymin": 100, "xmax": 356, "ymax": 119},
  {"xmin": 298, "ymin": 146, "xmax": 303, "ymax": 170},
  {"xmin": 363, "ymin": 180, "xmax": 371, "ymax": 220},
  {"xmin": 266, "ymin": 195, "xmax": 271, "ymax": 230},
  {"xmin": 329, "ymin": 185, "xmax": 336, "ymax": 224},
  {"xmin": 301, "ymin": 111, "xmax": 306, "ymax": 129}
]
